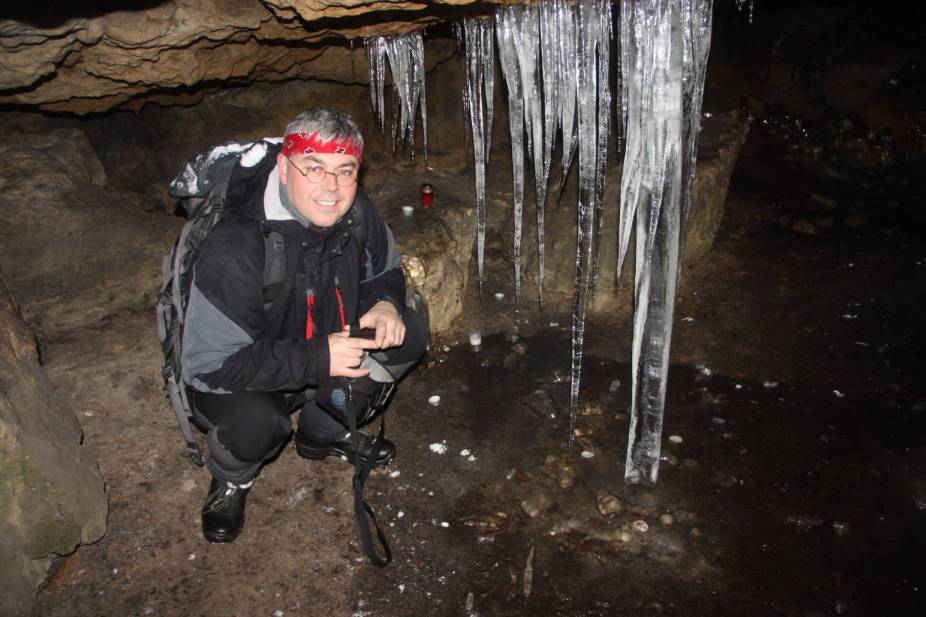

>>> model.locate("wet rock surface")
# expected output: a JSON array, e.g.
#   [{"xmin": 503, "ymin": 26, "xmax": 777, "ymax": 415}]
[{"xmin": 0, "ymin": 285, "xmax": 107, "ymax": 617}]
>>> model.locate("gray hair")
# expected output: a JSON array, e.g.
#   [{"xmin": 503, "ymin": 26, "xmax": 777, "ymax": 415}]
[{"xmin": 284, "ymin": 108, "xmax": 364, "ymax": 151}]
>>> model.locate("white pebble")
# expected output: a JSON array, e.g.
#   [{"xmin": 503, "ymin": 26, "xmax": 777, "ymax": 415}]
[
  {"xmin": 187, "ymin": 553, "xmax": 196, "ymax": 561},
  {"xmin": 397, "ymin": 510, "xmax": 405, "ymax": 518},
  {"xmin": 467, "ymin": 455, "xmax": 477, "ymax": 462},
  {"xmin": 389, "ymin": 470, "xmax": 401, "ymax": 478},
  {"xmin": 494, "ymin": 292, "xmax": 505, "ymax": 300},
  {"xmin": 580, "ymin": 450, "xmax": 595, "ymax": 459},
  {"xmin": 632, "ymin": 520, "xmax": 649, "ymax": 533},
  {"xmin": 274, "ymin": 610, "xmax": 284, "ymax": 617},
  {"xmin": 440, "ymin": 521, "xmax": 450, "ymax": 528},
  {"xmin": 429, "ymin": 442, "xmax": 448, "ymax": 454},
  {"xmin": 460, "ymin": 449, "xmax": 471, "ymax": 456},
  {"xmin": 668, "ymin": 435, "xmax": 683, "ymax": 444},
  {"xmin": 428, "ymin": 395, "xmax": 441, "ymax": 406},
  {"xmin": 401, "ymin": 205, "xmax": 414, "ymax": 216},
  {"xmin": 399, "ymin": 584, "xmax": 406, "ymax": 593}
]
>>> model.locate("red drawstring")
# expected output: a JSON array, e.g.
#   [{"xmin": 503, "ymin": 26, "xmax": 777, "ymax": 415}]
[
  {"xmin": 305, "ymin": 292, "xmax": 315, "ymax": 340},
  {"xmin": 305, "ymin": 289, "xmax": 346, "ymax": 340},
  {"xmin": 335, "ymin": 287, "xmax": 347, "ymax": 331}
]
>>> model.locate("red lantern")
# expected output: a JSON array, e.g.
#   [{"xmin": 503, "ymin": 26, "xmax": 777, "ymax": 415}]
[{"xmin": 420, "ymin": 183, "xmax": 434, "ymax": 208}]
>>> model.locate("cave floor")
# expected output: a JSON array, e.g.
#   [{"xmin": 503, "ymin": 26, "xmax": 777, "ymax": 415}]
[{"xmin": 31, "ymin": 130, "xmax": 925, "ymax": 617}]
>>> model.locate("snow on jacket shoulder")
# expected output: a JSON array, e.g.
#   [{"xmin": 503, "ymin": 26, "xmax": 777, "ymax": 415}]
[{"xmin": 180, "ymin": 142, "xmax": 405, "ymax": 394}]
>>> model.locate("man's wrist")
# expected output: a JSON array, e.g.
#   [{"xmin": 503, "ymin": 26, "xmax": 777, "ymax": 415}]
[{"xmin": 373, "ymin": 297, "xmax": 402, "ymax": 315}]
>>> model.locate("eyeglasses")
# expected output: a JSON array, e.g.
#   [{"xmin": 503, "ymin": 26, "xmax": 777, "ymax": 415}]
[{"xmin": 285, "ymin": 156, "xmax": 358, "ymax": 188}]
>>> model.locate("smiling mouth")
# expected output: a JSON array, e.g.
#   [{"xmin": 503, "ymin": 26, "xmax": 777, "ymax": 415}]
[{"xmin": 315, "ymin": 199, "xmax": 338, "ymax": 207}]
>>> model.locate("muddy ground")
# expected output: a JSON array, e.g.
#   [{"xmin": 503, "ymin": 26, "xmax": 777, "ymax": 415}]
[{"xmin": 31, "ymin": 120, "xmax": 925, "ymax": 617}]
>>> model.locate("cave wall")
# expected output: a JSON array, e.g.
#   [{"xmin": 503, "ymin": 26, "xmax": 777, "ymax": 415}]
[{"xmin": 0, "ymin": 284, "xmax": 108, "ymax": 617}]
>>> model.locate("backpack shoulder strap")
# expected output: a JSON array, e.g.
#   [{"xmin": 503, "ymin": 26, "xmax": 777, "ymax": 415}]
[
  {"xmin": 262, "ymin": 226, "xmax": 286, "ymax": 304},
  {"xmin": 347, "ymin": 187, "xmax": 372, "ymax": 253}
]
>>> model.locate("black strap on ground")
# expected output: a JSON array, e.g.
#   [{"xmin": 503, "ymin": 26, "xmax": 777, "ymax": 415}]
[{"xmin": 345, "ymin": 398, "xmax": 392, "ymax": 567}]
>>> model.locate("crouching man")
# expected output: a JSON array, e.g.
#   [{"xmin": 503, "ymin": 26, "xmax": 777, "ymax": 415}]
[{"xmin": 180, "ymin": 108, "xmax": 427, "ymax": 543}]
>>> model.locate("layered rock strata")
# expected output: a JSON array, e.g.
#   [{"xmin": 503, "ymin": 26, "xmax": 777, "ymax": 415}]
[{"xmin": 0, "ymin": 0, "xmax": 487, "ymax": 114}]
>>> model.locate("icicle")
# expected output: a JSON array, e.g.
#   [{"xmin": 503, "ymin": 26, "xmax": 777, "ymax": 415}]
[
  {"xmin": 556, "ymin": 3, "xmax": 578, "ymax": 177},
  {"xmin": 365, "ymin": 33, "xmax": 428, "ymax": 160},
  {"xmin": 495, "ymin": 6, "xmax": 527, "ymax": 303},
  {"xmin": 366, "ymin": 37, "xmax": 387, "ymax": 132},
  {"xmin": 513, "ymin": 5, "xmax": 547, "ymax": 310},
  {"xmin": 539, "ymin": 1, "xmax": 560, "ymax": 308},
  {"xmin": 568, "ymin": 0, "xmax": 612, "ymax": 441},
  {"xmin": 453, "ymin": 21, "xmax": 464, "ymax": 52},
  {"xmin": 496, "ymin": 3, "xmax": 553, "ymax": 307},
  {"xmin": 590, "ymin": 0, "xmax": 613, "ymax": 298},
  {"xmin": 463, "ymin": 17, "xmax": 495, "ymax": 293},
  {"xmin": 415, "ymin": 33, "xmax": 428, "ymax": 161},
  {"xmin": 619, "ymin": 0, "xmax": 714, "ymax": 485}
]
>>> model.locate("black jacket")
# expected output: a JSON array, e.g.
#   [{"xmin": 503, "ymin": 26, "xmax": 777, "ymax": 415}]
[{"xmin": 180, "ymin": 143, "xmax": 405, "ymax": 394}]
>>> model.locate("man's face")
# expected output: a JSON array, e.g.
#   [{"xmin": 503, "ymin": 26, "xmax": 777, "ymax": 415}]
[{"xmin": 278, "ymin": 151, "xmax": 359, "ymax": 228}]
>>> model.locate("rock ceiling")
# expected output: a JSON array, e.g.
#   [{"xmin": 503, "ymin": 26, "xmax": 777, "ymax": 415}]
[{"xmin": 0, "ymin": 0, "xmax": 503, "ymax": 114}]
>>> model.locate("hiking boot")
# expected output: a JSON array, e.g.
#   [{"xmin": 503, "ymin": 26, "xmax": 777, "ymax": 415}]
[
  {"xmin": 201, "ymin": 477, "xmax": 250, "ymax": 543},
  {"xmin": 294, "ymin": 429, "xmax": 396, "ymax": 467}
]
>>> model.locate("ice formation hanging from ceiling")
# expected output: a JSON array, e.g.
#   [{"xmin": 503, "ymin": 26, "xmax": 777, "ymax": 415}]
[
  {"xmin": 619, "ymin": 0, "xmax": 714, "ymax": 484},
  {"xmin": 461, "ymin": 17, "xmax": 495, "ymax": 292},
  {"xmin": 367, "ymin": 0, "xmax": 716, "ymax": 484},
  {"xmin": 365, "ymin": 33, "xmax": 428, "ymax": 160}
]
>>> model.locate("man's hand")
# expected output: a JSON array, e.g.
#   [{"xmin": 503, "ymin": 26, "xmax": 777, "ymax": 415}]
[
  {"xmin": 328, "ymin": 327, "xmax": 379, "ymax": 378},
  {"xmin": 358, "ymin": 300, "xmax": 405, "ymax": 349}
]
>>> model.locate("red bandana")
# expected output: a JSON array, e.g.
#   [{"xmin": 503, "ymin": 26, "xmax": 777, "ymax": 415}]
[{"xmin": 281, "ymin": 131, "xmax": 363, "ymax": 164}]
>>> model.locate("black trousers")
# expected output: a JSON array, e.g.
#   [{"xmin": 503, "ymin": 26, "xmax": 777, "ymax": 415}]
[{"xmin": 191, "ymin": 309, "xmax": 427, "ymax": 484}]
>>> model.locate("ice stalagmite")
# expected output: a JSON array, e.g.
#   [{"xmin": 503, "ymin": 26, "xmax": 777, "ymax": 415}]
[
  {"xmin": 463, "ymin": 18, "xmax": 495, "ymax": 292},
  {"xmin": 364, "ymin": 33, "xmax": 428, "ymax": 160},
  {"xmin": 619, "ymin": 0, "xmax": 713, "ymax": 484},
  {"xmin": 568, "ymin": 0, "xmax": 612, "ymax": 443}
]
